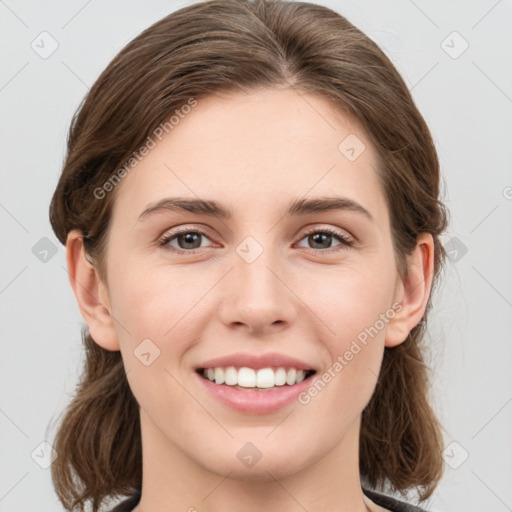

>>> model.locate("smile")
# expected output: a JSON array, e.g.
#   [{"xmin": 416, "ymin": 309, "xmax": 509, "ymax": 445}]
[{"xmin": 197, "ymin": 366, "xmax": 316, "ymax": 390}]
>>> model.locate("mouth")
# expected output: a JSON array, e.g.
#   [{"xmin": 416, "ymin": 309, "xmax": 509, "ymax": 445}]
[{"xmin": 195, "ymin": 366, "xmax": 317, "ymax": 391}]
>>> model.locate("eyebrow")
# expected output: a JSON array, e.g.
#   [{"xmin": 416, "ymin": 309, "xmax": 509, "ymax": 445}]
[{"xmin": 137, "ymin": 196, "xmax": 374, "ymax": 223}]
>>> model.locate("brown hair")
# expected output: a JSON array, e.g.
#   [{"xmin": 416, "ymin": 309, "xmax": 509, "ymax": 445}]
[{"xmin": 48, "ymin": 0, "xmax": 448, "ymax": 510}]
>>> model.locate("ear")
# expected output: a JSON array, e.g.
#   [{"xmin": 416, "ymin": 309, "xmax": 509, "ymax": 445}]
[
  {"xmin": 65, "ymin": 229, "xmax": 120, "ymax": 351},
  {"xmin": 385, "ymin": 232, "xmax": 435, "ymax": 348}
]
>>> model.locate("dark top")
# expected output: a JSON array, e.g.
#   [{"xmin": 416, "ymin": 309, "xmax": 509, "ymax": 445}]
[
  {"xmin": 363, "ymin": 488, "xmax": 428, "ymax": 511},
  {"xmin": 110, "ymin": 487, "xmax": 429, "ymax": 511}
]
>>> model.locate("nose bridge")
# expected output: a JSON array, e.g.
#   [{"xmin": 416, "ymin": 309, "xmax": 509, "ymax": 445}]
[
  {"xmin": 219, "ymin": 234, "xmax": 296, "ymax": 332},
  {"xmin": 239, "ymin": 246, "xmax": 279, "ymax": 302}
]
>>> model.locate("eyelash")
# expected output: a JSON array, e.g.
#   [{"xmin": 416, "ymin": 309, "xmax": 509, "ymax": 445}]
[{"xmin": 158, "ymin": 226, "xmax": 354, "ymax": 254}]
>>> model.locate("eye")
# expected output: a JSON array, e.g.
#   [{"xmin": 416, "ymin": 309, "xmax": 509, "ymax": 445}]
[
  {"xmin": 159, "ymin": 228, "xmax": 213, "ymax": 252},
  {"xmin": 295, "ymin": 227, "xmax": 354, "ymax": 251}
]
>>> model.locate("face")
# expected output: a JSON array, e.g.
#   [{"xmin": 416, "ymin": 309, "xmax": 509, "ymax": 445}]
[{"xmin": 92, "ymin": 88, "xmax": 408, "ymax": 480}]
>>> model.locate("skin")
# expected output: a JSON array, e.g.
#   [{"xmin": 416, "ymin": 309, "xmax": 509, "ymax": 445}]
[{"xmin": 66, "ymin": 88, "xmax": 434, "ymax": 512}]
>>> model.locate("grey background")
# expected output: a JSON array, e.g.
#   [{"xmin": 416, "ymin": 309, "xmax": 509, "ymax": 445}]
[{"xmin": 1, "ymin": 1, "xmax": 511, "ymax": 511}]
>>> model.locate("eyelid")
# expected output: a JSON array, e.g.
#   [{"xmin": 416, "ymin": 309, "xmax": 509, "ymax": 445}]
[
  {"xmin": 294, "ymin": 225, "xmax": 354, "ymax": 251},
  {"xmin": 300, "ymin": 224, "xmax": 353, "ymax": 241},
  {"xmin": 157, "ymin": 225, "xmax": 216, "ymax": 252}
]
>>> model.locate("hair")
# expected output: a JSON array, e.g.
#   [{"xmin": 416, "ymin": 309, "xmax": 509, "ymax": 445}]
[{"xmin": 48, "ymin": 0, "xmax": 449, "ymax": 510}]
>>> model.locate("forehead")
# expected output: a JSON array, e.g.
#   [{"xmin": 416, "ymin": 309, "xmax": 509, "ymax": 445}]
[{"xmin": 110, "ymin": 88, "xmax": 386, "ymax": 224}]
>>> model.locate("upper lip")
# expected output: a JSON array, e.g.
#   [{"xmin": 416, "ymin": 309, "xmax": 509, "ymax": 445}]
[{"xmin": 196, "ymin": 352, "xmax": 317, "ymax": 371}]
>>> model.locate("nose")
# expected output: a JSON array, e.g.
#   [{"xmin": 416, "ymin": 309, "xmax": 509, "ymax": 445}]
[{"xmin": 217, "ymin": 246, "xmax": 297, "ymax": 336}]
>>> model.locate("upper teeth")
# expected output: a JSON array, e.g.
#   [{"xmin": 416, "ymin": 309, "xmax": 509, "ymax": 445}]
[{"xmin": 202, "ymin": 366, "xmax": 311, "ymax": 388}]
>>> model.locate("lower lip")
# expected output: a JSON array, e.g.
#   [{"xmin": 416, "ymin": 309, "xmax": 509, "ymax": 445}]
[{"xmin": 194, "ymin": 371, "xmax": 315, "ymax": 414}]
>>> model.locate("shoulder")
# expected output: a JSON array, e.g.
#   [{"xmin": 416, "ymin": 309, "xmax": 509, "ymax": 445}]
[{"xmin": 363, "ymin": 487, "xmax": 431, "ymax": 512}]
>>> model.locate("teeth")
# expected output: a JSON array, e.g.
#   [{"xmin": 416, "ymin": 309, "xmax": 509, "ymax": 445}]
[{"xmin": 201, "ymin": 366, "xmax": 312, "ymax": 388}]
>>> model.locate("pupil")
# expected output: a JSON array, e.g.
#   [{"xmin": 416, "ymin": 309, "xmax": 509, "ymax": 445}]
[
  {"xmin": 310, "ymin": 233, "xmax": 331, "ymax": 249},
  {"xmin": 180, "ymin": 232, "xmax": 201, "ymax": 249}
]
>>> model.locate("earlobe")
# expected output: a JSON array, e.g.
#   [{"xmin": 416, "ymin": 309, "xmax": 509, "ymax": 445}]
[
  {"xmin": 65, "ymin": 229, "xmax": 120, "ymax": 351},
  {"xmin": 385, "ymin": 233, "xmax": 435, "ymax": 348}
]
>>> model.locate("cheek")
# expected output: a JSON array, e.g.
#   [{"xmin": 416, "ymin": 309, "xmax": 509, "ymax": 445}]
[
  {"xmin": 304, "ymin": 259, "xmax": 396, "ymax": 407},
  {"xmin": 109, "ymin": 265, "xmax": 202, "ymax": 418},
  {"xmin": 309, "ymin": 259, "xmax": 397, "ymax": 345},
  {"xmin": 108, "ymin": 259, "xmax": 207, "ymax": 341}
]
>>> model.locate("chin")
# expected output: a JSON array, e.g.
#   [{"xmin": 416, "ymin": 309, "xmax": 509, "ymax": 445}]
[{"xmin": 195, "ymin": 446, "xmax": 311, "ymax": 481}]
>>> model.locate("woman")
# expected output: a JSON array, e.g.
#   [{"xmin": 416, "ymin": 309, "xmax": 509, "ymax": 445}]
[{"xmin": 48, "ymin": 0, "xmax": 448, "ymax": 510}]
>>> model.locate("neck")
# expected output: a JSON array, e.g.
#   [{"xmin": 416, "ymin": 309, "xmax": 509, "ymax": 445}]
[{"xmin": 133, "ymin": 410, "xmax": 378, "ymax": 512}]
